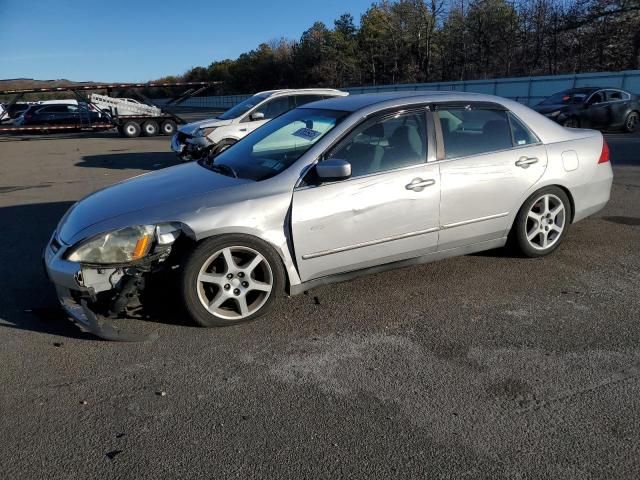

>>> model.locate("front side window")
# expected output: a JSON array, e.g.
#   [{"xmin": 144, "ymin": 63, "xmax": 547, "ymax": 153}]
[
  {"xmin": 203, "ymin": 108, "xmax": 348, "ymax": 181},
  {"xmin": 217, "ymin": 94, "xmax": 269, "ymax": 120},
  {"xmin": 438, "ymin": 108, "xmax": 513, "ymax": 158},
  {"xmin": 328, "ymin": 111, "xmax": 427, "ymax": 177},
  {"xmin": 252, "ymin": 96, "xmax": 292, "ymax": 120}
]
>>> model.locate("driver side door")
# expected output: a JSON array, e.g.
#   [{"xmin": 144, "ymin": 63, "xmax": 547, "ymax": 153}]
[{"xmin": 291, "ymin": 108, "xmax": 441, "ymax": 282}]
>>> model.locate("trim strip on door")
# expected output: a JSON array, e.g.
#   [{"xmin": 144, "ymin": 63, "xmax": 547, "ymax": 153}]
[
  {"xmin": 441, "ymin": 212, "xmax": 509, "ymax": 229},
  {"xmin": 301, "ymin": 227, "xmax": 439, "ymax": 260}
]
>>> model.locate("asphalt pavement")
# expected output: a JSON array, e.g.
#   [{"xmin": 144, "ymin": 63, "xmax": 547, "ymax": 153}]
[{"xmin": 0, "ymin": 124, "xmax": 639, "ymax": 479}]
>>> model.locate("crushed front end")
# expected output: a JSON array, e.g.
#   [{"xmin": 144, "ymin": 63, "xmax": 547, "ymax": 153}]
[{"xmin": 43, "ymin": 225, "xmax": 181, "ymax": 341}]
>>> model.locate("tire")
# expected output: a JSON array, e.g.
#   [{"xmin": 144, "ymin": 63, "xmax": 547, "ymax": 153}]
[
  {"xmin": 210, "ymin": 139, "xmax": 237, "ymax": 157},
  {"xmin": 624, "ymin": 111, "xmax": 639, "ymax": 133},
  {"xmin": 142, "ymin": 120, "xmax": 159, "ymax": 137},
  {"xmin": 180, "ymin": 235, "xmax": 285, "ymax": 327},
  {"xmin": 562, "ymin": 117, "xmax": 579, "ymax": 129},
  {"xmin": 512, "ymin": 186, "xmax": 572, "ymax": 258},
  {"xmin": 160, "ymin": 120, "xmax": 177, "ymax": 136},
  {"xmin": 122, "ymin": 121, "xmax": 141, "ymax": 138}
]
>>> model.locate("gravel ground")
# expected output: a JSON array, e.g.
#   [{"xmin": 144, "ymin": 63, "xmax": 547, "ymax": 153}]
[{"xmin": 0, "ymin": 126, "xmax": 639, "ymax": 479}]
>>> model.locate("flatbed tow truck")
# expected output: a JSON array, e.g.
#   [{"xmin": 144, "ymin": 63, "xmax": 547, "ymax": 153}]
[{"xmin": 0, "ymin": 81, "xmax": 220, "ymax": 138}]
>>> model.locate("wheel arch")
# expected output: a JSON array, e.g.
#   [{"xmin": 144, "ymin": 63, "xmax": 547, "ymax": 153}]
[{"xmin": 176, "ymin": 227, "xmax": 299, "ymax": 293}]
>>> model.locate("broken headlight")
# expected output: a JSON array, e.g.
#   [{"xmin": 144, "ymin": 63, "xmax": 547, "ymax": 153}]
[{"xmin": 66, "ymin": 224, "xmax": 180, "ymax": 264}]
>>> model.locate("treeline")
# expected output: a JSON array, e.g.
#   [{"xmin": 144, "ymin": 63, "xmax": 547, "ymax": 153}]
[{"xmin": 160, "ymin": 0, "xmax": 640, "ymax": 94}]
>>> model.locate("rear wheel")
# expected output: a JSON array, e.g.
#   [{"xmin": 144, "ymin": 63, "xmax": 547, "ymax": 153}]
[
  {"xmin": 121, "ymin": 121, "xmax": 141, "ymax": 138},
  {"xmin": 142, "ymin": 120, "xmax": 159, "ymax": 137},
  {"xmin": 513, "ymin": 186, "xmax": 572, "ymax": 258},
  {"xmin": 160, "ymin": 120, "xmax": 177, "ymax": 136},
  {"xmin": 624, "ymin": 111, "xmax": 638, "ymax": 133},
  {"xmin": 180, "ymin": 235, "xmax": 285, "ymax": 327}
]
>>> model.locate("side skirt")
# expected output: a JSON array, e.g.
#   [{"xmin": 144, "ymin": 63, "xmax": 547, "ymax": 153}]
[{"xmin": 289, "ymin": 237, "xmax": 508, "ymax": 296}]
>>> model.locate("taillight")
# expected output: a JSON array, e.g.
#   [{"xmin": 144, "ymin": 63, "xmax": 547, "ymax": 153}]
[{"xmin": 598, "ymin": 140, "xmax": 610, "ymax": 164}]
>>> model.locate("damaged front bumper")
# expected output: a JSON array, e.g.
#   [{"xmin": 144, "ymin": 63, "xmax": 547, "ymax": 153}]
[
  {"xmin": 171, "ymin": 132, "xmax": 211, "ymax": 161},
  {"xmin": 43, "ymin": 233, "xmax": 159, "ymax": 341}
]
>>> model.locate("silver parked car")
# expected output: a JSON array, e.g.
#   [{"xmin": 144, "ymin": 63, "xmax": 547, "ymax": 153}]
[{"xmin": 44, "ymin": 92, "xmax": 613, "ymax": 338}]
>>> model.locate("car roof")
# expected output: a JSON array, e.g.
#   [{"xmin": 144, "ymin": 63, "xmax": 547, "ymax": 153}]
[
  {"xmin": 256, "ymin": 88, "xmax": 348, "ymax": 98},
  {"xmin": 301, "ymin": 91, "xmax": 505, "ymax": 112}
]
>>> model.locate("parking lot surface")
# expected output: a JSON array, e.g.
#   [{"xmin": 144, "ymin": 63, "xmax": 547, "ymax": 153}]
[{"xmin": 1, "ymin": 124, "xmax": 639, "ymax": 479}]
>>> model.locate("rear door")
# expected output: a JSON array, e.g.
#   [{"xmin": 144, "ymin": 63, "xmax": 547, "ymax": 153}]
[
  {"xmin": 436, "ymin": 104, "xmax": 547, "ymax": 250},
  {"xmin": 605, "ymin": 90, "xmax": 630, "ymax": 128},
  {"xmin": 291, "ymin": 107, "xmax": 440, "ymax": 282}
]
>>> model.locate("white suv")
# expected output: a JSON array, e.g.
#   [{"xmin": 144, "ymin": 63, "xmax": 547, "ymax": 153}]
[{"xmin": 171, "ymin": 88, "xmax": 347, "ymax": 161}]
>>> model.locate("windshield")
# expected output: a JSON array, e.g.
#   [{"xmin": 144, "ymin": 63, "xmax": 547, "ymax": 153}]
[
  {"xmin": 202, "ymin": 108, "xmax": 348, "ymax": 181},
  {"xmin": 540, "ymin": 90, "xmax": 591, "ymax": 105},
  {"xmin": 217, "ymin": 94, "xmax": 270, "ymax": 120}
]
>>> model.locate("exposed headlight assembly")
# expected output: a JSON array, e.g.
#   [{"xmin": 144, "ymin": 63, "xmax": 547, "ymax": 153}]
[
  {"xmin": 66, "ymin": 224, "xmax": 181, "ymax": 265},
  {"xmin": 194, "ymin": 127, "xmax": 217, "ymax": 138}
]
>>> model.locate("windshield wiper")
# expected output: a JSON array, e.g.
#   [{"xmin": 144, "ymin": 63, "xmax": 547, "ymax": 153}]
[{"xmin": 209, "ymin": 163, "xmax": 238, "ymax": 178}]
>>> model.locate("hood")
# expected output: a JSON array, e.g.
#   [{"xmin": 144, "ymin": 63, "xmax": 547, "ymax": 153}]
[
  {"xmin": 58, "ymin": 162, "xmax": 248, "ymax": 244},
  {"xmin": 178, "ymin": 117, "xmax": 233, "ymax": 135},
  {"xmin": 532, "ymin": 104, "xmax": 571, "ymax": 115}
]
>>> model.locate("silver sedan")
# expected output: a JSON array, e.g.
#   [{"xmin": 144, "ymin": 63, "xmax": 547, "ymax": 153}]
[{"xmin": 44, "ymin": 92, "xmax": 613, "ymax": 337}]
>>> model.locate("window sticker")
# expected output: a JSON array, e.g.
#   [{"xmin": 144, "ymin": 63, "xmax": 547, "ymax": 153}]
[{"xmin": 292, "ymin": 127, "xmax": 322, "ymax": 141}]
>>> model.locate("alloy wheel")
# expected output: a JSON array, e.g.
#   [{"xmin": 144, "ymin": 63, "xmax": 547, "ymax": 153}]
[
  {"xmin": 525, "ymin": 193, "xmax": 566, "ymax": 250},
  {"xmin": 196, "ymin": 246, "xmax": 273, "ymax": 320},
  {"xmin": 627, "ymin": 113, "xmax": 638, "ymax": 132}
]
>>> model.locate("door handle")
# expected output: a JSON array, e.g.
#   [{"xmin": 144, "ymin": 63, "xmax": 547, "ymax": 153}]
[
  {"xmin": 405, "ymin": 178, "xmax": 436, "ymax": 192},
  {"xmin": 515, "ymin": 156, "xmax": 539, "ymax": 168}
]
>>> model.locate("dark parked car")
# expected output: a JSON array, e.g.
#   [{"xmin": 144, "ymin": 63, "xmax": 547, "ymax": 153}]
[
  {"xmin": 15, "ymin": 103, "xmax": 107, "ymax": 127},
  {"xmin": 533, "ymin": 87, "xmax": 639, "ymax": 132}
]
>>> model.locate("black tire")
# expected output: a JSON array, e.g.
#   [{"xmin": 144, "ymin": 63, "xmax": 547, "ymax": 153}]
[
  {"xmin": 180, "ymin": 234, "xmax": 285, "ymax": 327},
  {"xmin": 122, "ymin": 121, "xmax": 141, "ymax": 138},
  {"xmin": 211, "ymin": 139, "xmax": 237, "ymax": 157},
  {"xmin": 142, "ymin": 120, "xmax": 159, "ymax": 137},
  {"xmin": 624, "ymin": 111, "xmax": 639, "ymax": 133},
  {"xmin": 562, "ymin": 117, "xmax": 579, "ymax": 129},
  {"xmin": 512, "ymin": 186, "xmax": 572, "ymax": 258},
  {"xmin": 160, "ymin": 120, "xmax": 177, "ymax": 136}
]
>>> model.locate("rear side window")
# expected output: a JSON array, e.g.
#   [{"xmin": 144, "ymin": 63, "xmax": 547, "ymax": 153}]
[
  {"xmin": 508, "ymin": 112, "xmax": 539, "ymax": 146},
  {"xmin": 437, "ymin": 108, "xmax": 513, "ymax": 159}
]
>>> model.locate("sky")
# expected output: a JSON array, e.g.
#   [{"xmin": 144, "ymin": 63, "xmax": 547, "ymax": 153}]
[{"xmin": 0, "ymin": 0, "xmax": 373, "ymax": 82}]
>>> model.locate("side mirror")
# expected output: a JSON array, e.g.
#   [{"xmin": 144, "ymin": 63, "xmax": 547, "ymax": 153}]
[
  {"xmin": 315, "ymin": 159, "xmax": 352, "ymax": 182},
  {"xmin": 250, "ymin": 111, "xmax": 265, "ymax": 121}
]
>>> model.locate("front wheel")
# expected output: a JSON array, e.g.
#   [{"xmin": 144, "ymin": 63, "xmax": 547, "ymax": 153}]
[
  {"xmin": 624, "ymin": 111, "xmax": 638, "ymax": 133},
  {"xmin": 180, "ymin": 235, "xmax": 285, "ymax": 327},
  {"xmin": 512, "ymin": 187, "xmax": 572, "ymax": 258}
]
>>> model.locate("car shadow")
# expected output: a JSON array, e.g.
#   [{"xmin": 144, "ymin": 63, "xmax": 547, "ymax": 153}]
[
  {"xmin": 0, "ymin": 201, "xmax": 93, "ymax": 339},
  {"xmin": 0, "ymin": 201, "xmax": 190, "ymax": 340},
  {"xmin": 76, "ymin": 151, "xmax": 182, "ymax": 171}
]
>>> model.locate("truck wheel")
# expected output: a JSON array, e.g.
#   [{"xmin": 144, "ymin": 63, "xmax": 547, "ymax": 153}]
[
  {"xmin": 160, "ymin": 120, "xmax": 177, "ymax": 136},
  {"xmin": 142, "ymin": 120, "xmax": 159, "ymax": 137},
  {"xmin": 122, "ymin": 121, "xmax": 141, "ymax": 138}
]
